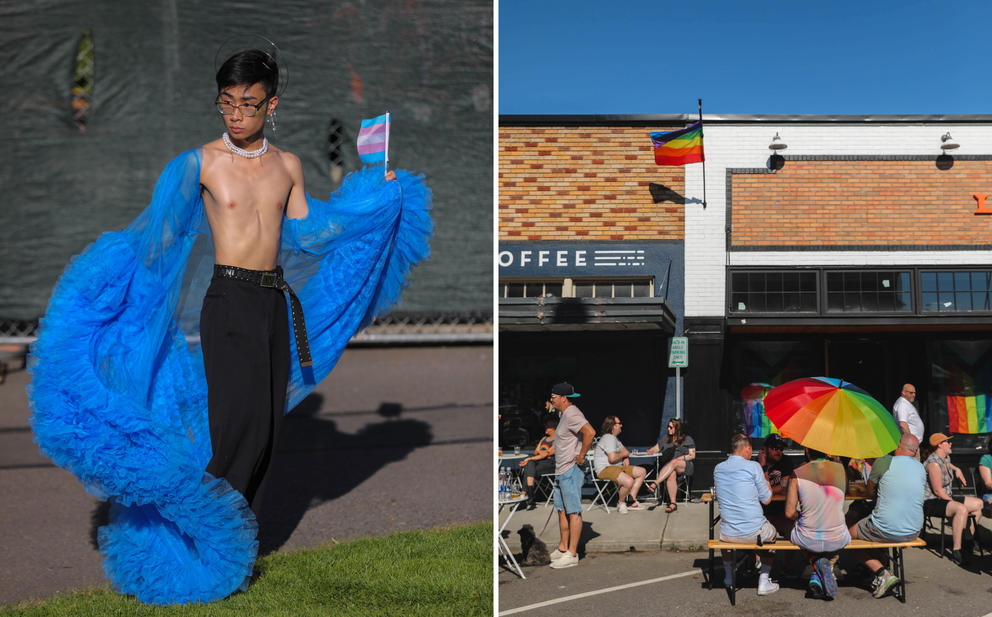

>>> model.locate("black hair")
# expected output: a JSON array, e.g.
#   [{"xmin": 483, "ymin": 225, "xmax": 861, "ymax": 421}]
[
  {"xmin": 216, "ymin": 49, "xmax": 279, "ymax": 98},
  {"xmin": 544, "ymin": 416, "xmax": 557, "ymax": 429}
]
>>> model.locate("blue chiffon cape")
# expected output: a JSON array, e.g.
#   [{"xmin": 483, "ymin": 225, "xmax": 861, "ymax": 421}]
[{"xmin": 26, "ymin": 148, "xmax": 432, "ymax": 604}]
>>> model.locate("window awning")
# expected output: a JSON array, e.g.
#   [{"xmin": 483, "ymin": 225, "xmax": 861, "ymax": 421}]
[{"xmin": 499, "ymin": 297, "xmax": 676, "ymax": 333}]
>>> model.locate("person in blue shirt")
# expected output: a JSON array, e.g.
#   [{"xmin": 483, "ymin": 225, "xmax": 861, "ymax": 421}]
[
  {"xmin": 847, "ymin": 434, "xmax": 925, "ymax": 599},
  {"xmin": 713, "ymin": 433, "xmax": 779, "ymax": 596}
]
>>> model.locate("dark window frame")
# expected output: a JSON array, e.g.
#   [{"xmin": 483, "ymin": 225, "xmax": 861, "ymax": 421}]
[{"xmin": 728, "ymin": 266, "xmax": 992, "ymax": 317}]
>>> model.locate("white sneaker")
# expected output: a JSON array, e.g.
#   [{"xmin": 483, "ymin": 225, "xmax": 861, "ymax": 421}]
[
  {"xmin": 628, "ymin": 501, "xmax": 644, "ymax": 511},
  {"xmin": 757, "ymin": 577, "xmax": 780, "ymax": 596},
  {"xmin": 549, "ymin": 548, "xmax": 565, "ymax": 561},
  {"xmin": 549, "ymin": 552, "xmax": 579, "ymax": 569},
  {"xmin": 617, "ymin": 503, "xmax": 629, "ymax": 514}
]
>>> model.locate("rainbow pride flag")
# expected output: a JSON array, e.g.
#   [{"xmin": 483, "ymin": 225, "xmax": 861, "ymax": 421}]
[
  {"xmin": 650, "ymin": 120, "xmax": 704, "ymax": 166},
  {"xmin": 745, "ymin": 399, "xmax": 780, "ymax": 438},
  {"xmin": 947, "ymin": 394, "xmax": 992, "ymax": 433}
]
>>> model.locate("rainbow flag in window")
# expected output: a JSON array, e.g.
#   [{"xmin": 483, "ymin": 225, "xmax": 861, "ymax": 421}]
[
  {"xmin": 650, "ymin": 120, "xmax": 704, "ymax": 166},
  {"xmin": 947, "ymin": 394, "xmax": 992, "ymax": 433},
  {"xmin": 741, "ymin": 383, "xmax": 779, "ymax": 438}
]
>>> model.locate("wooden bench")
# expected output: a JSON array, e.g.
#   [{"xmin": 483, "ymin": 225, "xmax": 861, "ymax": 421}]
[{"xmin": 706, "ymin": 537, "xmax": 926, "ymax": 605}]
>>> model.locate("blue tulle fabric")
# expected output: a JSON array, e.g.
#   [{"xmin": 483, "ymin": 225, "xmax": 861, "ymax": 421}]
[{"xmin": 27, "ymin": 149, "xmax": 432, "ymax": 604}]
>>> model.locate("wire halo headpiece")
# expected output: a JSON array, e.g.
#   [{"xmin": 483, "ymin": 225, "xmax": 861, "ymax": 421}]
[{"xmin": 213, "ymin": 34, "xmax": 289, "ymax": 98}]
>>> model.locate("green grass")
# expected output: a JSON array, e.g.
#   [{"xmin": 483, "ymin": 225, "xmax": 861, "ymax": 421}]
[{"xmin": 1, "ymin": 522, "xmax": 492, "ymax": 617}]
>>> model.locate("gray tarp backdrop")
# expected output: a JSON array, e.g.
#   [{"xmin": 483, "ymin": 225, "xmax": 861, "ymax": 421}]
[{"xmin": 0, "ymin": 1, "xmax": 493, "ymax": 319}]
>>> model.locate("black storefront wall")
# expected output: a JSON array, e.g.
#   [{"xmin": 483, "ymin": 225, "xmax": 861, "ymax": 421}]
[
  {"xmin": 499, "ymin": 330, "xmax": 671, "ymax": 450},
  {"xmin": 684, "ymin": 317, "xmax": 992, "ymax": 490}
]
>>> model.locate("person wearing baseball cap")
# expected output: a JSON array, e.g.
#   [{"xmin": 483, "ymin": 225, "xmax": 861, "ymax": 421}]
[
  {"xmin": 922, "ymin": 432, "xmax": 984, "ymax": 564},
  {"xmin": 547, "ymin": 382, "xmax": 594, "ymax": 569},
  {"xmin": 550, "ymin": 382, "xmax": 581, "ymax": 399},
  {"xmin": 757, "ymin": 434, "xmax": 795, "ymax": 538}
]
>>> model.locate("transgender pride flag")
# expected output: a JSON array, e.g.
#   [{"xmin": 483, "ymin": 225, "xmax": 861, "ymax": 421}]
[{"xmin": 357, "ymin": 112, "xmax": 390, "ymax": 164}]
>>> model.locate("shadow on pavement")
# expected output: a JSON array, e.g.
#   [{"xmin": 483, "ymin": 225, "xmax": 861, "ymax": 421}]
[
  {"xmin": 86, "ymin": 392, "xmax": 433, "ymax": 557},
  {"xmin": 257, "ymin": 393, "xmax": 433, "ymax": 555}
]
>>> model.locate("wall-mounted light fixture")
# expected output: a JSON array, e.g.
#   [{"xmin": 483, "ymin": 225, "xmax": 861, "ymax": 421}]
[
  {"xmin": 940, "ymin": 132, "xmax": 960, "ymax": 151},
  {"xmin": 768, "ymin": 132, "xmax": 787, "ymax": 170}
]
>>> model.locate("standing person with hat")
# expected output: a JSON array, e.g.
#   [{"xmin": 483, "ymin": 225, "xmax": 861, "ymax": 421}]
[
  {"xmin": 923, "ymin": 432, "xmax": 985, "ymax": 564},
  {"xmin": 548, "ymin": 382, "xmax": 595, "ymax": 569}
]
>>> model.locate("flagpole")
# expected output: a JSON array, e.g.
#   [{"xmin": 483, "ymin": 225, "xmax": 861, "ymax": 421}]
[
  {"xmin": 698, "ymin": 98, "xmax": 706, "ymax": 209},
  {"xmin": 384, "ymin": 111, "xmax": 390, "ymax": 179}
]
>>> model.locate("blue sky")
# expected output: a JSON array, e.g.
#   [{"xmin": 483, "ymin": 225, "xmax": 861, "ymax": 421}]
[{"xmin": 499, "ymin": 1, "xmax": 992, "ymax": 115}]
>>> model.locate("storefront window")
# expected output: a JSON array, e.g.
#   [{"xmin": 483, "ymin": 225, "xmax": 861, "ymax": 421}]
[
  {"xmin": 921, "ymin": 270, "xmax": 992, "ymax": 312},
  {"xmin": 928, "ymin": 339, "xmax": 992, "ymax": 448},
  {"xmin": 824, "ymin": 271, "xmax": 911, "ymax": 313},
  {"xmin": 500, "ymin": 278, "xmax": 651, "ymax": 299},
  {"xmin": 729, "ymin": 271, "xmax": 816, "ymax": 313}
]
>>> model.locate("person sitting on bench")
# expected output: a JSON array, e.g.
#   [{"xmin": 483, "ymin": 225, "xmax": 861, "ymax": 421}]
[
  {"xmin": 785, "ymin": 447, "xmax": 849, "ymax": 601},
  {"xmin": 713, "ymin": 433, "xmax": 779, "ymax": 597},
  {"xmin": 847, "ymin": 434, "xmax": 925, "ymax": 599}
]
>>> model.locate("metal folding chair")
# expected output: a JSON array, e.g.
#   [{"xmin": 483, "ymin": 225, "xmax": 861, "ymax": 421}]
[
  {"xmin": 587, "ymin": 459, "xmax": 617, "ymax": 513},
  {"xmin": 536, "ymin": 473, "xmax": 557, "ymax": 506}
]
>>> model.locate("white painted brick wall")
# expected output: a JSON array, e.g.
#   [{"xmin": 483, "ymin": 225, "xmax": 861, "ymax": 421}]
[{"xmin": 684, "ymin": 122, "xmax": 992, "ymax": 317}]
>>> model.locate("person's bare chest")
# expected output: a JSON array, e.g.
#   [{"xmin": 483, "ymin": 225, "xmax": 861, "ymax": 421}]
[{"xmin": 200, "ymin": 155, "xmax": 292, "ymax": 223}]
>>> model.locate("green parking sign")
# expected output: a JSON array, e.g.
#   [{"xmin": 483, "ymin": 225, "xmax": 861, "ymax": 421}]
[{"xmin": 668, "ymin": 336, "xmax": 688, "ymax": 368}]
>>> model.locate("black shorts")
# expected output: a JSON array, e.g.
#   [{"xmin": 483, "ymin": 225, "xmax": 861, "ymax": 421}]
[{"xmin": 923, "ymin": 496, "xmax": 964, "ymax": 517}]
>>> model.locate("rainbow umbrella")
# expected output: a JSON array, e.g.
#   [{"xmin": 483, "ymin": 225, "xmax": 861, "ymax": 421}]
[{"xmin": 763, "ymin": 376, "xmax": 900, "ymax": 459}]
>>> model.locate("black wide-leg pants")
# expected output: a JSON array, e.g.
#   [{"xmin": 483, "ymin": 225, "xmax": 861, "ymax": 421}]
[{"xmin": 200, "ymin": 275, "xmax": 290, "ymax": 519}]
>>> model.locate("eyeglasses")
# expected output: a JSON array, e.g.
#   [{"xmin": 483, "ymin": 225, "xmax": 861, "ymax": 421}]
[
  {"xmin": 215, "ymin": 97, "xmax": 270, "ymax": 117},
  {"xmin": 768, "ymin": 445, "xmax": 783, "ymax": 451}
]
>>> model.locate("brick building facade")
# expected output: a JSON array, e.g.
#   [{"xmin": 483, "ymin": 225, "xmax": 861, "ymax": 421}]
[{"xmin": 500, "ymin": 114, "xmax": 992, "ymax": 490}]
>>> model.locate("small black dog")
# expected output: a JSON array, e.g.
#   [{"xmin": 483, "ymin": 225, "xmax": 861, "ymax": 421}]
[{"xmin": 517, "ymin": 524, "xmax": 551, "ymax": 566}]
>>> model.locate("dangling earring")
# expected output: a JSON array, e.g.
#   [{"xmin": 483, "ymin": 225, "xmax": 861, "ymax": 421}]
[{"xmin": 268, "ymin": 111, "xmax": 277, "ymax": 133}]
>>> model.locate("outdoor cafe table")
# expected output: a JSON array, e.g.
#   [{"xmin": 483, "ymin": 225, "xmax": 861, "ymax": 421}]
[
  {"xmin": 627, "ymin": 449, "xmax": 664, "ymax": 501},
  {"xmin": 498, "ymin": 493, "xmax": 529, "ymax": 579},
  {"xmin": 498, "ymin": 452, "xmax": 528, "ymax": 486}
]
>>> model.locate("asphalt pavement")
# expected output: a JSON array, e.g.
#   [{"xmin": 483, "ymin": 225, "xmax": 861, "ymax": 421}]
[
  {"xmin": 499, "ymin": 497, "xmax": 992, "ymax": 616},
  {"xmin": 0, "ymin": 344, "xmax": 492, "ymax": 606}
]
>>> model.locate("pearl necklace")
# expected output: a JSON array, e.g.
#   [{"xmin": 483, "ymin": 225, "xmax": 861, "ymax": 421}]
[{"xmin": 222, "ymin": 132, "xmax": 268, "ymax": 159}]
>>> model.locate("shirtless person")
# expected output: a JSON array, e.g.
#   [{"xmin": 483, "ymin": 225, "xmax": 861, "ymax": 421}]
[
  {"xmin": 29, "ymin": 46, "xmax": 430, "ymax": 604},
  {"xmin": 199, "ymin": 50, "xmax": 394, "ymax": 516}
]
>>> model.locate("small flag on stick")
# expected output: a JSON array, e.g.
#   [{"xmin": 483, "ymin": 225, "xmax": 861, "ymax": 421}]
[
  {"xmin": 357, "ymin": 112, "xmax": 390, "ymax": 173},
  {"xmin": 650, "ymin": 120, "xmax": 704, "ymax": 166}
]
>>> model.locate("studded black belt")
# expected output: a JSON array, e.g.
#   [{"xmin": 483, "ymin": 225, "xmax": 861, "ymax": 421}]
[{"xmin": 212, "ymin": 264, "xmax": 313, "ymax": 368}]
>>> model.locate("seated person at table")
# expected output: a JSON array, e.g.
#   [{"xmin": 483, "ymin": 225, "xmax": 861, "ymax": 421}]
[
  {"xmin": 646, "ymin": 418, "xmax": 695, "ymax": 513},
  {"xmin": 846, "ymin": 434, "xmax": 924, "ymax": 599},
  {"xmin": 712, "ymin": 433, "xmax": 779, "ymax": 596},
  {"xmin": 756, "ymin": 434, "xmax": 794, "ymax": 537},
  {"xmin": 519, "ymin": 417, "xmax": 557, "ymax": 508},
  {"xmin": 923, "ymin": 432, "xmax": 984, "ymax": 565},
  {"xmin": 785, "ymin": 447, "xmax": 849, "ymax": 601},
  {"xmin": 593, "ymin": 415, "xmax": 647, "ymax": 513},
  {"xmin": 977, "ymin": 436, "xmax": 992, "ymax": 505}
]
